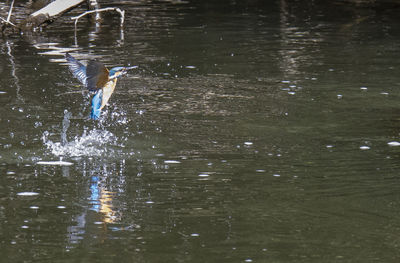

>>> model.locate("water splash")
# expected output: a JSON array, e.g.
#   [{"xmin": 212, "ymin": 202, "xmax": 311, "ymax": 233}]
[{"xmin": 42, "ymin": 128, "xmax": 120, "ymax": 157}]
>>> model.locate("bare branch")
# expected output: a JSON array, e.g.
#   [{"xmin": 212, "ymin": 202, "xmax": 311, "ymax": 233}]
[
  {"xmin": 0, "ymin": 16, "xmax": 16, "ymax": 27},
  {"xmin": 6, "ymin": 0, "xmax": 15, "ymax": 23},
  {"xmin": 71, "ymin": 7, "xmax": 125, "ymax": 30}
]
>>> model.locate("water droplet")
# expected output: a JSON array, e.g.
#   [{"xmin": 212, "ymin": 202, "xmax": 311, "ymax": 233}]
[
  {"xmin": 360, "ymin": 146, "xmax": 370, "ymax": 150},
  {"xmin": 191, "ymin": 233, "xmax": 200, "ymax": 237},
  {"xmin": 256, "ymin": 169, "xmax": 266, "ymax": 173},
  {"xmin": 273, "ymin": 174, "xmax": 281, "ymax": 177},
  {"xmin": 57, "ymin": 206, "xmax": 66, "ymax": 209},
  {"xmin": 244, "ymin": 141, "xmax": 253, "ymax": 146},
  {"xmin": 337, "ymin": 94, "xmax": 343, "ymax": 99},
  {"xmin": 388, "ymin": 141, "xmax": 400, "ymax": 147},
  {"xmin": 29, "ymin": 206, "xmax": 39, "ymax": 209},
  {"xmin": 198, "ymin": 174, "xmax": 209, "ymax": 177},
  {"xmin": 360, "ymin": 87, "xmax": 368, "ymax": 91}
]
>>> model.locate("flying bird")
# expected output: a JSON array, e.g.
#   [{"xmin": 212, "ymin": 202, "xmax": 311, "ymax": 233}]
[{"xmin": 65, "ymin": 53, "xmax": 136, "ymax": 119}]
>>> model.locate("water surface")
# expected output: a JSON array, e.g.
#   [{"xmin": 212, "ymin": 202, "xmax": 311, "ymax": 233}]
[{"xmin": 1, "ymin": 0, "xmax": 400, "ymax": 262}]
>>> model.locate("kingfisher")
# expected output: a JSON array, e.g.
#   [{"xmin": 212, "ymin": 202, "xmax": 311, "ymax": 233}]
[{"xmin": 65, "ymin": 53, "xmax": 136, "ymax": 120}]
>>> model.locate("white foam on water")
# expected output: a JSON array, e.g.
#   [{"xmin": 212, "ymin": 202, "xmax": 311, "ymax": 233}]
[
  {"xmin": 164, "ymin": 160, "xmax": 181, "ymax": 164},
  {"xmin": 37, "ymin": 160, "xmax": 73, "ymax": 166},
  {"xmin": 17, "ymin": 192, "xmax": 39, "ymax": 196}
]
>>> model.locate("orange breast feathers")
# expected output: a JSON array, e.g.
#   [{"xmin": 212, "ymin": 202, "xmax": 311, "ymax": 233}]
[{"xmin": 100, "ymin": 79, "xmax": 117, "ymax": 110}]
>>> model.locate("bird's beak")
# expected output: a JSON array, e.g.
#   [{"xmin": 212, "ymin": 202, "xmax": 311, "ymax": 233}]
[{"xmin": 119, "ymin": 66, "xmax": 137, "ymax": 77}]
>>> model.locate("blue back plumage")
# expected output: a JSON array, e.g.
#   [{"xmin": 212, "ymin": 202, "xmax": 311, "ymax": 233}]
[
  {"xmin": 91, "ymin": 90, "xmax": 103, "ymax": 120},
  {"xmin": 65, "ymin": 53, "xmax": 87, "ymax": 86}
]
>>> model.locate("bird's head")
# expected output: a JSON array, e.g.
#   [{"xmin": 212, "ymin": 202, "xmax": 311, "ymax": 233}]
[{"xmin": 109, "ymin": 66, "xmax": 137, "ymax": 79}]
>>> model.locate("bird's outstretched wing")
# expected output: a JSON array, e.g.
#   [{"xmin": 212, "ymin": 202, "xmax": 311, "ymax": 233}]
[
  {"xmin": 86, "ymin": 60, "xmax": 109, "ymax": 91},
  {"xmin": 65, "ymin": 53, "xmax": 87, "ymax": 86}
]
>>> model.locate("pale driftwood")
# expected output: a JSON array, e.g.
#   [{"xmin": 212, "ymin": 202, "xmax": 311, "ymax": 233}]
[
  {"xmin": 30, "ymin": 0, "xmax": 85, "ymax": 18},
  {"xmin": 71, "ymin": 7, "xmax": 125, "ymax": 29},
  {"xmin": 19, "ymin": 0, "xmax": 85, "ymax": 30}
]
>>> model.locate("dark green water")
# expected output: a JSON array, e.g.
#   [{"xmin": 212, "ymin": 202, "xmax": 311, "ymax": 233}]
[{"xmin": 2, "ymin": 0, "xmax": 400, "ymax": 262}]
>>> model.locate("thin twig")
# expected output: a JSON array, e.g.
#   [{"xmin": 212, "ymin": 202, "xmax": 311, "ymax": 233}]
[
  {"xmin": 71, "ymin": 7, "xmax": 125, "ymax": 30},
  {"xmin": 6, "ymin": 0, "xmax": 14, "ymax": 23},
  {"xmin": 0, "ymin": 16, "xmax": 16, "ymax": 27}
]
